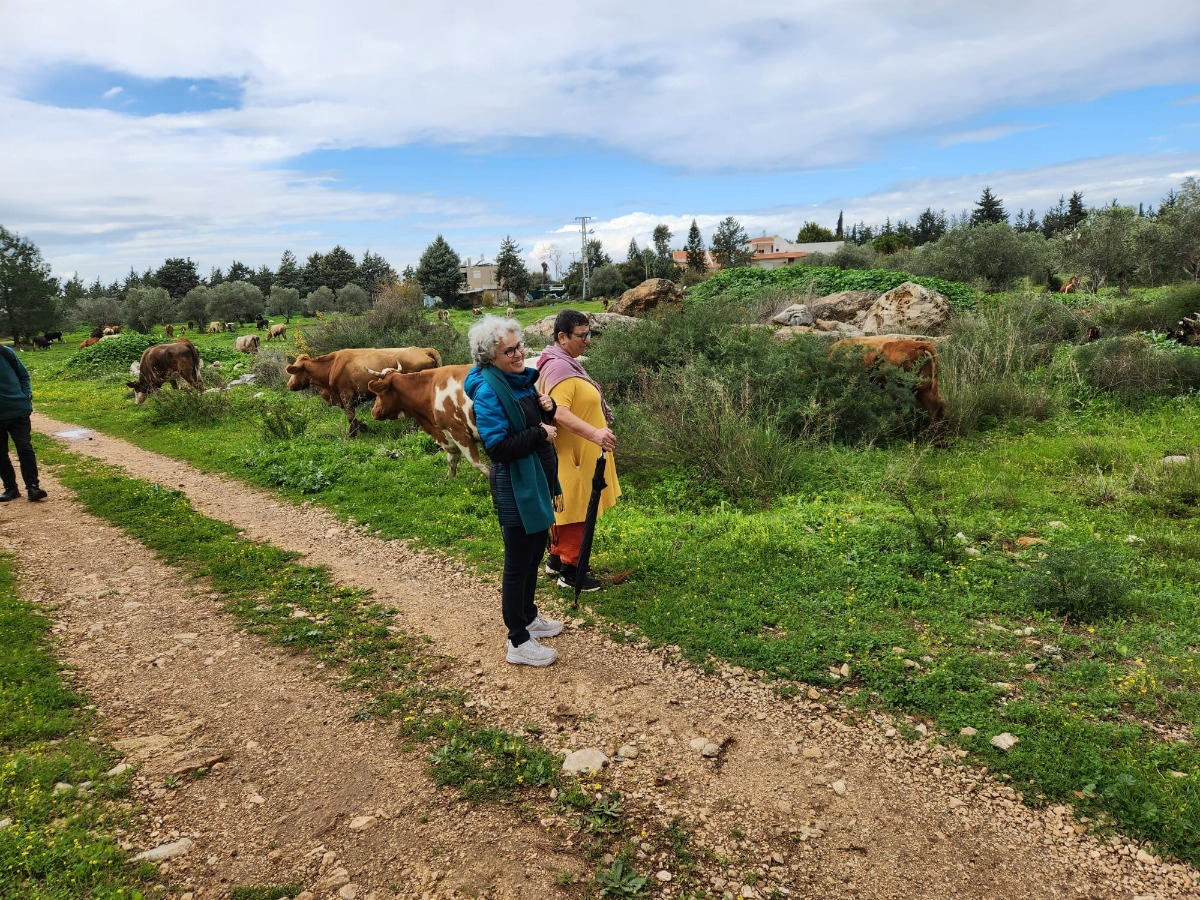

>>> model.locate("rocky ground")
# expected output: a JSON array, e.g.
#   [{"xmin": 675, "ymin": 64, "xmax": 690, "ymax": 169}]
[{"xmin": 3, "ymin": 411, "xmax": 1196, "ymax": 900}]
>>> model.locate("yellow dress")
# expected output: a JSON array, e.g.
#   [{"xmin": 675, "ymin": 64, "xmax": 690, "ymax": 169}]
[{"xmin": 546, "ymin": 377, "xmax": 621, "ymax": 525}]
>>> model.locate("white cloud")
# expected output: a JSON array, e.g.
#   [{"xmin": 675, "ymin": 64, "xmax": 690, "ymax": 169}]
[{"xmin": 101, "ymin": 85, "xmax": 122, "ymax": 99}]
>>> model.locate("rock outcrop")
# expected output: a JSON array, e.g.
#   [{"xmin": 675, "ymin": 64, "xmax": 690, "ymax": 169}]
[{"xmin": 609, "ymin": 278, "xmax": 685, "ymax": 317}]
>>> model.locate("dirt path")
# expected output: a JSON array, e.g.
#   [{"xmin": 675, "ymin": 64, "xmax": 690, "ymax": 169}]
[{"xmin": 8, "ymin": 411, "xmax": 1198, "ymax": 899}]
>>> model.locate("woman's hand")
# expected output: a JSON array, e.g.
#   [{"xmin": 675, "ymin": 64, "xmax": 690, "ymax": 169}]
[
  {"xmin": 593, "ymin": 426, "xmax": 616, "ymax": 452},
  {"xmin": 537, "ymin": 392, "xmax": 554, "ymax": 412},
  {"xmin": 540, "ymin": 422, "xmax": 557, "ymax": 441}
]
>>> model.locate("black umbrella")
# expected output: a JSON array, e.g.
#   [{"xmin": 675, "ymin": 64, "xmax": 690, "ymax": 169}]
[{"xmin": 573, "ymin": 450, "xmax": 608, "ymax": 607}]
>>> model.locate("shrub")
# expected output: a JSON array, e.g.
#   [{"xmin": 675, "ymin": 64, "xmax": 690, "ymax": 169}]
[
  {"xmin": 1096, "ymin": 283, "xmax": 1200, "ymax": 335},
  {"xmin": 250, "ymin": 349, "xmax": 292, "ymax": 390},
  {"xmin": 254, "ymin": 392, "xmax": 323, "ymax": 442},
  {"xmin": 1072, "ymin": 335, "xmax": 1200, "ymax": 404},
  {"xmin": 61, "ymin": 333, "xmax": 157, "ymax": 378},
  {"xmin": 142, "ymin": 385, "xmax": 237, "ymax": 426},
  {"xmin": 298, "ymin": 310, "xmax": 468, "ymax": 364},
  {"xmin": 687, "ymin": 265, "xmax": 976, "ymax": 309},
  {"xmin": 1015, "ymin": 538, "xmax": 1137, "ymax": 623},
  {"xmin": 1126, "ymin": 451, "xmax": 1200, "ymax": 518},
  {"xmin": 617, "ymin": 366, "xmax": 811, "ymax": 507}
]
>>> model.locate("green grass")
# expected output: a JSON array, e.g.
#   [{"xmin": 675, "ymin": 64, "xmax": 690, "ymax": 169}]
[
  {"xmin": 22, "ymin": 306, "xmax": 1200, "ymax": 865},
  {"xmin": 0, "ymin": 554, "xmax": 159, "ymax": 900}
]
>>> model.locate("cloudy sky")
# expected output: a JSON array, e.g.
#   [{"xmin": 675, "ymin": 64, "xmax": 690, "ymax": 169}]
[{"xmin": 2, "ymin": 1, "xmax": 1198, "ymax": 284}]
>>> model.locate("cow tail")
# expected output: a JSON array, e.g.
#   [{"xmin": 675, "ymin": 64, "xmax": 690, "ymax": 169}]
[{"xmin": 188, "ymin": 341, "xmax": 201, "ymax": 382}]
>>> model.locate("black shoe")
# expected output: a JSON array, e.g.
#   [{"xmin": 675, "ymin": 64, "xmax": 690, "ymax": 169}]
[
  {"xmin": 557, "ymin": 565, "xmax": 602, "ymax": 592},
  {"xmin": 27, "ymin": 487, "xmax": 47, "ymax": 502},
  {"xmin": 544, "ymin": 553, "xmax": 562, "ymax": 576},
  {"xmin": 0, "ymin": 488, "xmax": 19, "ymax": 502}
]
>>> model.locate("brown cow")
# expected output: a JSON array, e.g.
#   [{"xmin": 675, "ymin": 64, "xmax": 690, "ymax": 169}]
[
  {"xmin": 164, "ymin": 323, "xmax": 174, "ymax": 338},
  {"xmin": 829, "ymin": 336, "xmax": 947, "ymax": 425},
  {"xmin": 285, "ymin": 347, "xmax": 442, "ymax": 437},
  {"xmin": 207, "ymin": 321, "xmax": 222, "ymax": 334},
  {"xmin": 367, "ymin": 364, "xmax": 487, "ymax": 477},
  {"xmin": 436, "ymin": 309, "xmax": 451, "ymax": 323},
  {"xmin": 126, "ymin": 340, "xmax": 203, "ymax": 405},
  {"xmin": 79, "ymin": 337, "xmax": 100, "ymax": 349},
  {"xmin": 1060, "ymin": 274, "xmax": 1080, "ymax": 294},
  {"xmin": 266, "ymin": 323, "xmax": 287, "ymax": 342},
  {"xmin": 235, "ymin": 334, "xmax": 261, "ymax": 354}
]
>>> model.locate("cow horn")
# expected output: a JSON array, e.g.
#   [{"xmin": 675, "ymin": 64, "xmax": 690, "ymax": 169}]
[{"xmin": 365, "ymin": 367, "xmax": 384, "ymax": 377}]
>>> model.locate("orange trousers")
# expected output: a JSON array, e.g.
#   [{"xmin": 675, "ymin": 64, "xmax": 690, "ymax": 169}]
[{"xmin": 550, "ymin": 522, "xmax": 585, "ymax": 567}]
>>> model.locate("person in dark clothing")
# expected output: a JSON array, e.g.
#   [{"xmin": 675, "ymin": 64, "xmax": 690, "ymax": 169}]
[
  {"xmin": 0, "ymin": 345, "xmax": 46, "ymax": 502},
  {"xmin": 464, "ymin": 315, "xmax": 563, "ymax": 666}
]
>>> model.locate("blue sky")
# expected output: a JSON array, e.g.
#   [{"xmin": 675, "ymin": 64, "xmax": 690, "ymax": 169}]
[{"xmin": 2, "ymin": 0, "xmax": 1198, "ymax": 284}]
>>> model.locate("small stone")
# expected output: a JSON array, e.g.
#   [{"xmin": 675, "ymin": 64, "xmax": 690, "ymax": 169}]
[
  {"xmin": 959, "ymin": 727, "xmax": 978, "ymax": 737},
  {"xmin": 806, "ymin": 687, "xmax": 822, "ymax": 700},
  {"xmin": 562, "ymin": 748, "xmax": 608, "ymax": 774},
  {"xmin": 0, "ymin": 817, "xmax": 12, "ymax": 829},
  {"xmin": 964, "ymin": 547, "xmax": 982, "ymax": 557},
  {"xmin": 1136, "ymin": 849, "xmax": 1157, "ymax": 865},
  {"xmin": 689, "ymin": 737, "xmax": 709, "ymax": 751},
  {"xmin": 132, "ymin": 837, "xmax": 194, "ymax": 862},
  {"xmin": 247, "ymin": 793, "xmax": 265, "ymax": 805},
  {"xmin": 656, "ymin": 870, "xmax": 672, "ymax": 883},
  {"xmin": 702, "ymin": 743, "xmax": 721, "ymax": 758},
  {"xmin": 776, "ymin": 800, "xmax": 792, "ymax": 814},
  {"xmin": 348, "ymin": 816, "xmax": 376, "ymax": 831},
  {"xmin": 106, "ymin": 763, "xmax": 133, "ymax": 777},
  {"xmin": 948, "ymin": 798, "xmax": 966, "ymax": 808},
  {"xmin": 1048, "ymin": 520, "xmax": 1067, "ymax": 528},
  {"xmin": 53, "ymin": 782, "xmax": 73, "ymax": 794},
  {"xmin": 990, "ymin": 732, "xmax": 1019, "ymax": 752},
  {"xmin": 338, "ymin": 884, "xmax": 359, "ymax": 900},
  {"xmin": 831, "ymin": 780, "xmax": 847, "ymax": 796},
  {"xmin": 618, "ymin": 744, "xmax": 638, "ymax": 759}
]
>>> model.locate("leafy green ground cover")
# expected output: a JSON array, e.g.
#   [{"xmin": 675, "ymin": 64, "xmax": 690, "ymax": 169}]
[
  {"xmin": 688, "ymin": 265, "xmax": 979, "ymax": 308},
  {"xmin": 0, "ymin": 554, "xmax": 158, "ymax": 899},
  {"xmin": 17, "ymin": 296, "xmax": 1200, "ymax": 864}
]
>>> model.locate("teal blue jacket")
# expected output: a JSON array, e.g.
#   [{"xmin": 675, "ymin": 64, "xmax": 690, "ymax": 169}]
[{"xmin": 0, "ymin": 347, "xmax": 33, "ymax": 420}]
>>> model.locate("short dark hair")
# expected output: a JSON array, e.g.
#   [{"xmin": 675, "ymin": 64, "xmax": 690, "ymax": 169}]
[{"xmin": 553, "ymin": 309, "xmax": 589, "ymax": 342}]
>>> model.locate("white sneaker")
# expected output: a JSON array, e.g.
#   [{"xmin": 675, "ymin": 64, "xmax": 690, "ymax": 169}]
[
  {"xmin": 506, "ymin": 637, "xmax": 558, "ymax": 667},
  {"xmin": 527, "ymin": 614, "xmax": 563, "ymax": 639}
]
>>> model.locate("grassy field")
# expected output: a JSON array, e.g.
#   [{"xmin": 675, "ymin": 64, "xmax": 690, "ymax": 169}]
[{"xmin": 11, "ymin": 292, "xmax": 1200, "ymax": 866}]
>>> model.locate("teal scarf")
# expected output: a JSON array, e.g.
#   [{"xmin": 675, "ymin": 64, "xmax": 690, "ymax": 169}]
[{"xmin": 477, "ymin": 365, "xmax": 560, "ymax": 534}]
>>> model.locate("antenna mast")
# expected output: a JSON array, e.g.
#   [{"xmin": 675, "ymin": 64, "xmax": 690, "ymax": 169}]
[{"xmin": 575, "ymin": 216, "xmax": 592, "ymax": 300}]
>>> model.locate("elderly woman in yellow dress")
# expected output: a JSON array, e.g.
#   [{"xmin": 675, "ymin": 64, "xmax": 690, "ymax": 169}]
[{"xmin": 535, "ymin": 309, "xmax": 620, "ymax": 591}]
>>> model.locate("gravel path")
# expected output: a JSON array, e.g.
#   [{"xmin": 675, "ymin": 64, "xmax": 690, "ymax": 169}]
[{"xmin": 4, "ymin": 411, "xmax": 1194, "ymax": 899}]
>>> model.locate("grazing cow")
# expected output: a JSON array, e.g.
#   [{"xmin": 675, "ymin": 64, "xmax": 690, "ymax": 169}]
[
  {"xmin": 829, "ymin": 336, "xmax": 947, "ymax": 426},
  {"xmin": 125, "ymin": 340, "xmax": 203, "ymax": 405},
  {"xmin": 437, "ymin": 309, "xmax": 451, "ymax": 323},
  {"xmin": 235, "ymin": 334, "xmax": 261, "ymax": 354},
  {"xmin": 255, "ymin": 316, "xmax": 268, "ymax": 330},
  {"xmin": 471, "ymin": 307, "xmax": 482, "ymax": 317},
  {"xmin": 44, "ymin": 331, "xmax": 63, "ymax": 343},
  {"xmin": 266, "ymin": 323, "xmax": 287, "ymax": 342},
  {"xmin": 79, "ymin": 336, "xmax": 100, "ymax": 349},
  {"xmin": 187, "ymin": 320, "xmax": 198, "ymax": 331},
  {"xmin": 1061, "ymin": 274, "xmax": 1080, "ymax": 294},
  {"xmin": 207, "ymin": 321, "xmax": 222, "ymax": 334},
  {"xmin": 164, "ymin": 323, "xmax": 174, "ymax": 338},
  {"xmin": 367, "ymin": 364, "xmax": 487, "ymax": 477},
  {"xmin": 178, "ymin": 325, "xmax": 187, "ymax": 336},
  {"xmin": 224, "ymin": 321, "xmax": 238, "ymax": 332},
  {"xmin": 285, "ymin": 346, "xmax": 442, "ymax": 437},
  {"xmin": 1083, "ymin": 325, "xmax": 1104, "ymax": 344},
  {"xmin": 505, "ymin": 305, "xmax": 514, "ymax": 318},
  {"xmin": 32, "ymin": 335, "xmax": 51, "ymax": 350}
]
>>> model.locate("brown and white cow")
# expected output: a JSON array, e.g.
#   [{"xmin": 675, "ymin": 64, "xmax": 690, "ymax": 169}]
[
  {"xmin": 436, "ymin": 309, "xmax": 451, "ymax": 323},
  {"xmin": 829, "ymin": 336, "xmax": 947, "ymax": 425},
  {"xmin": 285, "ymin": 347, "xmax": 442, "ymax": 437},
  {"xmin": 367, "ymin": 364, "xmax": 487, "ymax": 477},
  {"xmin": 126, "ymin": 340, "xmax": 203, "ymax": 405},
  {"xmin": 266, "ymin": 323, "xmax": 287, "ymax": 342},
  {"xmin": 235, "ymin": 334, "xmax": 261, "ymax": 354}
]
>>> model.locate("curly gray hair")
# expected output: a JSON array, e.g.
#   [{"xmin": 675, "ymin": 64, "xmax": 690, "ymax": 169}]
[{"xmin": 467, "ymin": 315, "xmax": 523, "ymax": 366}]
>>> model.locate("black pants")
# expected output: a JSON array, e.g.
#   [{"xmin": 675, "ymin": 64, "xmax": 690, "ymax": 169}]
[
  {"xmin": 0, "ymin": 415, "xmax": 38, "ymax": 493},
  {"xmin": 501, "ymin": 526, "xmax": 548, "ymax": 646}
]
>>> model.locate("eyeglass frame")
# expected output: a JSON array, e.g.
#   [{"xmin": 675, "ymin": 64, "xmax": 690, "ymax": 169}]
[
  {"xmin": 500, "ymin": 340, "xmax": 525, "ymax": 359},
  {"xmin": 570, "ymin": 330, "xmax": 592, "ymax": 341}
]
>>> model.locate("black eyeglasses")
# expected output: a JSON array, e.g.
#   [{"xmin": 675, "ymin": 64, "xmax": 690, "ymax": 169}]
[
  {"xmin": 501, "ymin": 341, "xmax": 525, "ymax": 359},
  {"xmin": 571, "ymin": 330, "xmax": 592, "ymax": 341}
]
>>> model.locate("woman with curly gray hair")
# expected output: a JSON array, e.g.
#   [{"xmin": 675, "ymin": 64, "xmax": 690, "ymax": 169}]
[{"xmin": 464, "ymin": 315, "xmax": 564, "ymax": 666}]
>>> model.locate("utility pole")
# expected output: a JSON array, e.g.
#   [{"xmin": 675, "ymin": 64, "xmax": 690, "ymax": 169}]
[{"xmin": 575, "ymin": 216, "xmax": 592, "ymax": 300}]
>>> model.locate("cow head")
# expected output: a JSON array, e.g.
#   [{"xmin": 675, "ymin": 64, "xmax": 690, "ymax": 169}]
[
  {"xmin": 125, "ymin": 379, "xmax": 150, "ymax": 405},
  {"xmin": 284, "ymin": 355, "xmax": 313, "ymax": 390},
  {"xmin": 367, "ymin": 373, "xmax": 403, "ymax": 420}
]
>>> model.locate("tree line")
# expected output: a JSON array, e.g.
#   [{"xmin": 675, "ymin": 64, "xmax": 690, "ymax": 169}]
[{"xmin": 4, "ymin": 177, "xmax": 1199, "ymax": 344}]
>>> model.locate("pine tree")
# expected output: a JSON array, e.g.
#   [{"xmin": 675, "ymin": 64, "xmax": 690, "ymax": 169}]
[
  {"xmin": 970, "ymin": 187, "xmax": 1007, "ymax": 226},
  {"xmin": 494, "ymin": 236, "xmax": 531, "ymax": 303},
  {"xmin": 321, "ymin": 245, "xmax": 358, "ymax": 292},
  {"xmin": 684, "ymin": 220, "xmax": 708, "ymax": 273},
  {"xmin": 415, "ymin": 235, "xmax": 463, "ymax": 307},
  {"xmin": 710, "ymin": 217, "xmax": 751, "ymax": 268},
  {"xmin": 835, "ymin": 210, "xmax": 844, "ymax": 239},
  {"xmin": 275, "ymin": 250, "xmax": 303, "ymax": 292},
  {"xmin": 626, "ymin": 238, "xmax": 641, "ymax": 264},
  {"xmin": 913, "ymin": 209, "xmax": 946, "ymax": 245},
  {"xmin": 1067, "ymin": 191, "xmax": 1087, "ymax": 231},
  {"xmin": 1042, "ymin": 196, "xmax": 1068, "ymax": 238},
  {"xmin": 652, "ymin": 224, "xmax": 677, "ymax": 279},
  {"xmin": 153, "ymin": 257, "xmax": 200, "ymax": 300}
]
